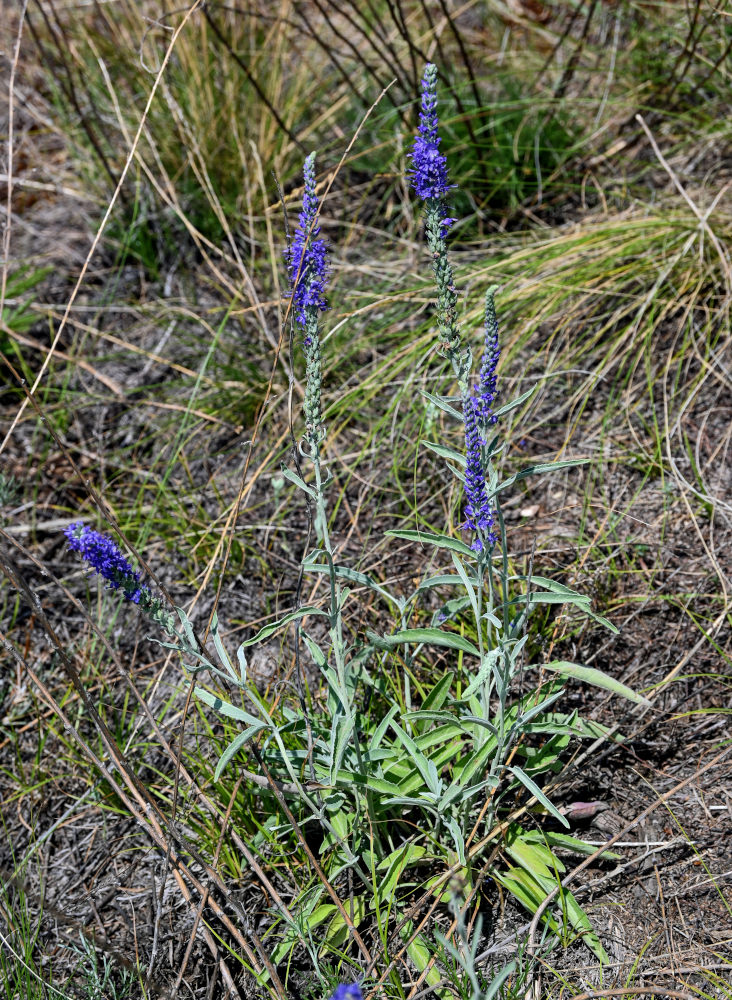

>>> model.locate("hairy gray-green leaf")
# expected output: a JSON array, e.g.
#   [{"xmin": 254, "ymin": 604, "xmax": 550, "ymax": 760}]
[
  {"xmin": 508, "ymin": 765, "xmax": 569, "ymax": 828},
  {"xmin": 386, "ymin": 529, "xmax": 475, "ymax": 557},
  {"xmin": 374, "ymin": 627, "xmax": 480, "ymax": 658},
  {"xmin": 543, "ymin": 660, "xmax": 650, "ymax": 705},
  {"xmin": 239, "ymin": 606, "xmax": 329, "ymax": 648}
]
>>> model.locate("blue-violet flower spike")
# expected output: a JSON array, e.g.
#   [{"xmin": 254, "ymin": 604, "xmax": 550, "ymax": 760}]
[
  {"xmin": 286, "ymin": 151, "xmax": 330, "ymax": 328},
  {"xmin": 328, "ymin": 985, "xmax": 363, "ymax": 1000},
  {"xmin": 462, "ymin": 395, "xmax": 496, "ymax": 552},
  {"xmin": 475, "ymin": 286, "xmax": 500, "ymax": 428},
  {"xmin": 65, "ymin": 522, "xmax": 147, "ymax": 604},
  {"xmin": 409, "ymin": 63, "xmax": 453, "ymax": 202},
  {"xmin": 286, "ymin": 153, "xmax": 331, "ymax": 450}
]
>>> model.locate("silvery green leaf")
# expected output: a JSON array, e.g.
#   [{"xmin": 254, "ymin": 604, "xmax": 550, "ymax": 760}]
[
  {"xmin": 454, "ymin": 739, "xmax": 498, "ymax": 786},
  {"xmin": 361, "ymin": 748, "xmax": 393, "ymax": 764},
  {"xmin": 210, "ymin": 612, "xmax": 238, "ymax": 683},
  {"xmin": 461, "ymin": 715, "xmax": 499, "ymax": 737},
  {"xmin": 363, "ymin": 775, "xmax": 404, "ymax": 796},
  {"xmin": 239, "ymin": 606, "xmax": 329, "ymax": 648},
  {"xmin": 427, "ymin": 760, "xmax": 442, "ymax": 796},
  {"xmin": 374, "ymin": 627, "xmax": 480, "ymax": 658},
  {"xmin": 451, "ymin": 552, "xmax": 478, "ymax": 624},
  {"xmin": 404, "ymin": 928, "xmax": 443, "ymax": 991},
  {"xmin": 417, "ymin": 573, "xmax": 470, "ymax": 591},
  {"xmin": 329, "ymin": 711, "xmax": 355, "ymax": 785},
  {"xmin": 413, "ymin": 724, "xmax": 464, "ymax": 751},
  {"xmin": 508, "ymin": 765, "xmax": 569, "ymax": 828},
  {"xmin": 150, "ymin": 638, "xmax": 214, "ymax": 673},
  {"xmin": 541, "ymin": 830, "xmax": 622, "ymax": 860},
  {"xmin": 431, "ymin": 595, "xmax": 471, "ymax": 627},
  {"xmin": 379, "ymin": 844, "xmax": 418, "ymax": 898},
  {"xmin": 402, "ymin": 709, "xmax": 457, "ymax": 726},
  {"xmin": 421, "ymin": 672, "xmax": 453, "ymax": 714},
  {"xmin": 524, "ymin": 713, "xmax": 622, "ymax": 742},
  {"xmin": 419, "ymin": 389, "xmax": 462, "ymax": 421},
  {"xmin": 515, "ymin": 592, "xmax": 591, "ymax": 607},
  {"xmin": 215, "ymin": 724, "xmax": 267, "ymax": 781},
  {"xmin": 236, "ymin": 642, "xmax": 248, "ymax": 683},
  {"xmin": 542, "ymin": 660, "xmax": 650, "ymax": 705},
  {"xmin": 514, "ymin": 688, "xmax": 565, "ymax": 728},
  {"xmin": 280, "ymin": 464, "xmax": 316, "ymax": 497},
  {"xmin": 365, "ymin": 631, "xmax": 396, "ymax": 652},
  {"xmin": 436, "ymin": 782, "xmax": 465, "ymax": 814},
  {"xmin": 438, "ymin": 778, "xmax": 498, "ymax": 813},
  {"xmin": 322, "ymin": 666, "xmax": 349, "ymax": 709},
  {"xmin": 382, "ymin": 794, "xmax": 439, "ymax": 810},
  {"xmin": 377, "ymin": 843, "xmax": 428, "ymax": 899},
  {"xmin": 391, "ymin": 722, "xmax": 440, "ymax": 794},
  {"xmin": 369, "ymin": 704, "xmax": 399, "ymax": 752},
  {"xmin": 484, "ymin": 962, "xmax": 518, "ymax": 1000},
  {"xmin": 516, "ymin": 575, "xmax": 584, "ymax": 596},
  {"xmin": 175, "ymin": 606, "xmax": 203, "ymax": 657},
  {"xmin": 514, "ymin": 634, "xmax": 529, "ymax": 658},
  {"xmin": 446, "ymin": 816, "xmax": 466, "ymax": 866},
  {"xmin": 462, "ymin": 648, "xmax": 502, "ymax": 699},
  {"xmin": 422, "ymin": 440, "xmax": 466, "ymax": 467},
  {"xmin": 510, "ymin": 575, "xmax": 618, "ymax": 632},
  {"xmin": 482, "ymin": 611, "xmax": 503, "ymax": 629},
  {"xmin": 300, "ymin": 630, "xmax": 327, "ymax": 669},
  {"xmin": 386, "ymin": 529, "xmax": 475, "ymax": 557},
  {"xmin": 194, "ymin": 686, "xmax": 263, "ymax": 727},
  {"xmin": 488, "ymin": 458, "xmax": 590, "ymax": 499},
  {"xmin": 493, "ymin": 384, "xmax": 537, "ymax": 418},
  {"xmin": 302, "ymin": 556, "xmax": 398, "ymax": 607}
]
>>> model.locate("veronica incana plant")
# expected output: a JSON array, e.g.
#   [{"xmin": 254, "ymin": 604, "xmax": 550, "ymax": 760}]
[{"xmin": 64, "ymin": 63, "xmax": 651, "ymax": 998}]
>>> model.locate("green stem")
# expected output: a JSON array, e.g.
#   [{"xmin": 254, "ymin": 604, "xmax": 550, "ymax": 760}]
[{"xmin": 311, "ymin": 447, "xmax": 364, "ymax": 777}]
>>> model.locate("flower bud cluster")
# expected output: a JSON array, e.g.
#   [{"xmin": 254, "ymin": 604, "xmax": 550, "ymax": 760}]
[{"xmin": 475, "ymin": 286, "xmax": 501, "ymax": 433}]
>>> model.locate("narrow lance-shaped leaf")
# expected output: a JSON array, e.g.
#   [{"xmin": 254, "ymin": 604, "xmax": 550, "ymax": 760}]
[
  {"xmin": 542, "ymin": 660, "xmax": 650, "ymax": 706},
  {"xmin": 280, "ymin": 464, "xmax": 317, "ymax": 498},
  {"xmin": 371, "ymin": 627, "xmax": 480, "ymax": 658},
  {"xmin": 386, "ymin": 528, "xmax": 475, "ymax": 557},
  {"xmin": 303, "ymin": 554, "xmax": 399, "ymax": 607},
  {"xmin": 508, "ymin": 765, "xmax": 569, "ymax": 829},
  {"xmin": 194, "ymin": 686, "xmax": 263, "ymax": 726},
  {"xmin": 423, "ymin": 440, "xmax": 466, "ymax": 466},
  {"xmin": 215, "ymin": 724, "xmax": 267, "ymax": 781},
  {"xmin": 239, "ymin": 606, "xmax": 330, "ymax": 648},
  {"xmin": 488, "ymin": 458, "xmax": 591, "ymax": 500},
  {"xmin": 419, "ymin": 388, "xmax": 462, "ymax": 421}
]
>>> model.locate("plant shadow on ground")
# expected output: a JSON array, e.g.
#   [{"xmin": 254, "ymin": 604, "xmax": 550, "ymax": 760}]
[{"xmin": 1, "ymin": 1, "xmax": 731, "ymax": 998}]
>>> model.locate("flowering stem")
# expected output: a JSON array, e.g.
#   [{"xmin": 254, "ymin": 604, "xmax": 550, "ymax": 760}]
[
  {"xmin": 287, "ymin": 153, "xmax": 364, "ymax": 777},
  {"xmin": 423, "ymin": 200, "xmax": 472, "ymax": 392}
]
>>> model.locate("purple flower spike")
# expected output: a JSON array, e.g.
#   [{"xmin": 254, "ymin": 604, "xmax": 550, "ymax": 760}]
[
  {"xmin": 409, "ymin": 64, "xmax": 454, "ymax": 201},
  {"xmin": 65, "ymin": 522, "xmax": 147, "ymax": 604},
  {"xmin": 286, "ymin": 152, "xmax": 330, "ymax": 327},
  {"xmin": 475, "ymin": 287, "xmax": 500, "ymax": 429},
  {"xmin": 286, "ymin": 153, "xmax": 331, "ymax": 449},
  {"xmin": 328, "ymin": 985, "xmax": 363, "ymax": 1000},
  {"xmin": 462, "ymin": 395, "xmax": 496, "ymax": 552}
]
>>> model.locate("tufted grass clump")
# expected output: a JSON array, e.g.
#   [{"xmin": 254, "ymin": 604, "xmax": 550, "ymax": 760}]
[{"xmin": 57, "ymin": 63, "xmax": 655, "ymax": 1000}]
